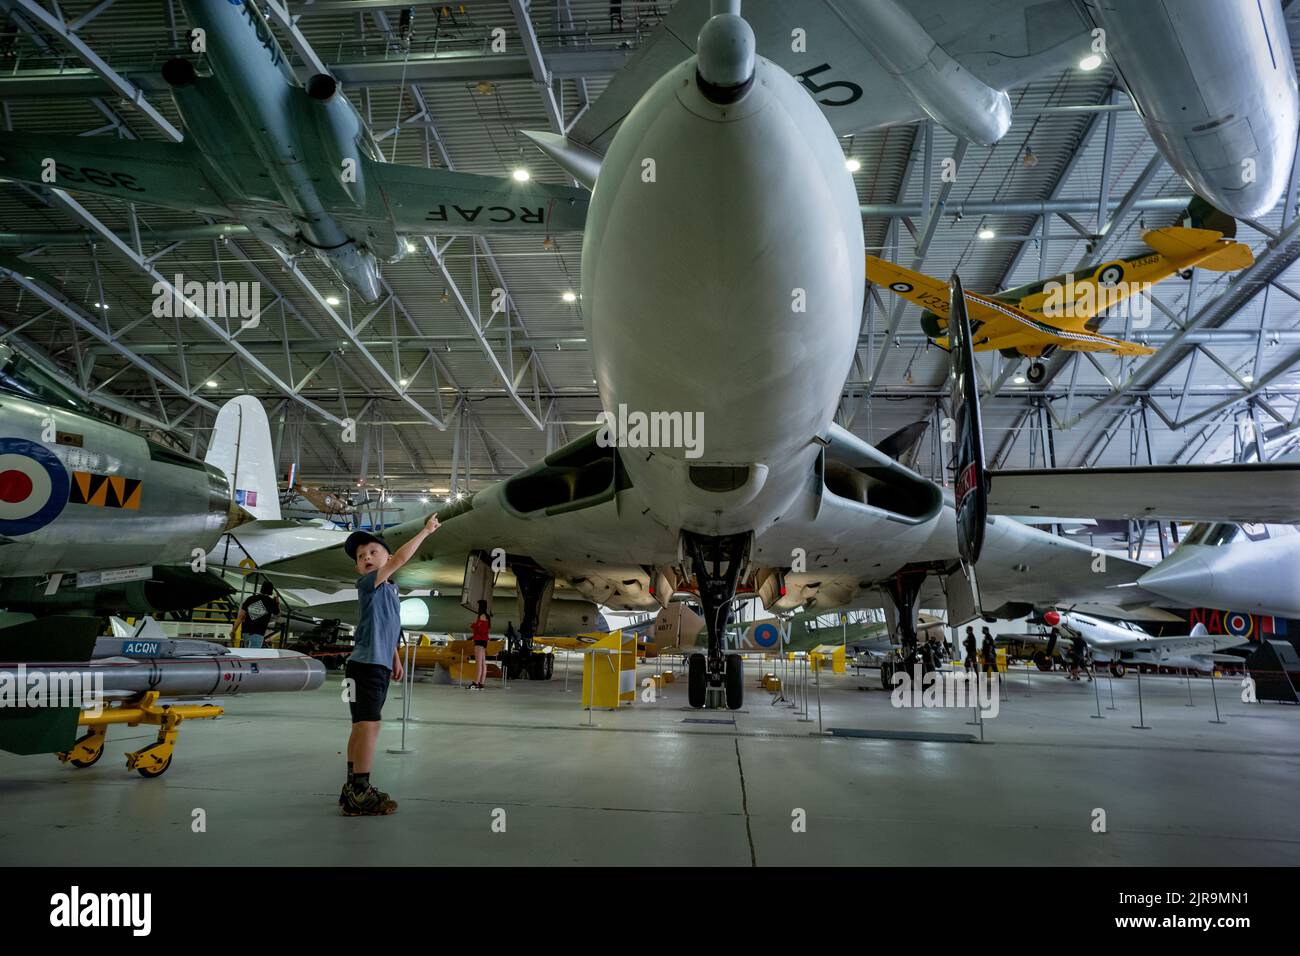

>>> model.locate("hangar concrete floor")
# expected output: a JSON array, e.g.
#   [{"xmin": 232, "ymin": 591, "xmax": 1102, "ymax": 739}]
[{"xmin": 2, "ymin": 657, "xmax": 1298, "ymax": 866}]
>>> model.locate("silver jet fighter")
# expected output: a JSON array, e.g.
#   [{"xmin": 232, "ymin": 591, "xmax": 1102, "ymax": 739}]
[
  {"xmin": 263, "ymin": 3, "xmax": 1300, "ymax": 710},
  {"xmin": 1138, "ymin": 522, "xmax": 1300, "ymax": 621},
  {"xmin": 0, "ymin": 343, "xmax": 245, "ymax": 582},
  {"xmin": 0, "ymin": 0, "xmax": 588, "ymax": 302}
]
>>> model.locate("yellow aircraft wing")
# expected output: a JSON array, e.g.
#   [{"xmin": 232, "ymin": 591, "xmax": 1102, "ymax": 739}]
[
  {"xmin": 866, "ymin": 256, "xmax": 952, "ymax": 318},
  {"xmin": 867, "ymin": 256, "xmax": 1156, "ymax": 357}
]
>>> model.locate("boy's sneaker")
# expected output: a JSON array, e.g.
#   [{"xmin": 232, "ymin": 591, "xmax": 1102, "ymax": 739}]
[{"xmin": 341, "ymin": 782, "xmax": 398, "ymax": 816}]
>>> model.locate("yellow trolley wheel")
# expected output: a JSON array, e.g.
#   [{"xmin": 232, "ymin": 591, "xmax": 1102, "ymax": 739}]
[
  {"xmin": 68, "ymin": 747, "xmax": 104, "ymax": 769},
  {"xmin": 136, "ymin": 753, "xmax": 173, "ymax": 778}
]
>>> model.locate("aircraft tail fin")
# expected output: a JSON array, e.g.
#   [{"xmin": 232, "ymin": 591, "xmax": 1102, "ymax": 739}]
[
  {"xmin": 1143, "ymin": 227, "xmax": 1254, "ymax": 272},
  {"xmin": 877, "ymin": 420, "xmax": 930, "ymax": 465},
  {"xmin": 205, "ymin": 396, "xmax": 281, "ymax": 521}
]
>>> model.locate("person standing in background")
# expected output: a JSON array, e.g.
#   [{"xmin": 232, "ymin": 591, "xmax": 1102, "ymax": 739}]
[{"xmin": 232, "ymin": 580, "xmax": 279, "ymax": 649}]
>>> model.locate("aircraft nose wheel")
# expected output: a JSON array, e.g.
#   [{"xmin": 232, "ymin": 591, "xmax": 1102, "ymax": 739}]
[
  {"xmin": 1026, "ymin": 361, "xmax": 1046, "ymax": 384},
  {"xmin": 1109, "ymin": 661, "xmax": 1127, "ymax": 678},
  {"xmin": 688, "ymin": 653, "xmax": 707, "ymax": 708},
  {"xmin": 725, "ymin": 654, "xmax": 743, "ymax": 709}
]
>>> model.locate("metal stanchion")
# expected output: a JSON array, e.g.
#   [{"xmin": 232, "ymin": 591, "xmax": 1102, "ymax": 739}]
[
  {"xmin": 1106, "ymin": 670, "xmax": 1117, "ymax": 710},
  {"xmin": 797, "ymin": 655, "xmax": 812, "ymax": 723},
  {"xmin": 1132, "ymin": 667, "xmax": 1151, "ymax": 730},
  {"xmin": 1209, "ymin": 668, "xmax": 1226, "ymax": 724},
  {"xmin": 1184, "ymin": 669, "xmax": 1194, "ymax": 707},
  {"xmin": 586, "ymin": 653, "xmax": 594, "ymax": 726},
  {"xmin": 387, "ymin": 639, "xmax": 415, "ymax": 755},
  {"xmin": 563, "ymin": 649, "xmax": 571, "ymax": 692},
  {"xmin": 1091, "ymin": 661, "xmax": 1105, "ymax": 719},
  {"xmin": 814, "ymin": 659, "xmax": 824, "ymax": 734}
]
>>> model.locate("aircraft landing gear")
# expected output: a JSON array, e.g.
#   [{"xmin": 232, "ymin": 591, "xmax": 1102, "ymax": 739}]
[
  {"xmin": 1026, "ymin": 361, "xmax": 1047, "ymax": 384},
  {"xmin": 1109, "ymin": 661, "xmax": 1126, "ymax": 678},
  {"xmin": 1032, "ymin": 651, "xmax": 1053, "ymax": 671},
  {"xmin": 725, "ymin": 653, "xmax": 744, "ymax": 709},
  {"xmin": 683, "ymin": 531, "xmax": 751, "ymax": 709},
  {"xmin": 501, "ymin": 565, "xmax": 556, "ymax": 680}
]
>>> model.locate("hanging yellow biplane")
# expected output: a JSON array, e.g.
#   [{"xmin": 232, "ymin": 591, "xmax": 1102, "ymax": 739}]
[{"xmin": 867, "ymin": 207, "xmax": 1253, "ymax": 383}]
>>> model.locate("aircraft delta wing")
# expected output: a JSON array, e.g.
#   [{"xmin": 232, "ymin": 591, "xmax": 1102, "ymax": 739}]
[
  {"xmin": 541, "ymin": 1, "xmax": 1297, "ymax": 220},
  {"xmin": 986, "ymin": 463, "xmax": 1300, "ymax": 524},
  {"xmin": 261, "ymin": 424, "xmax": 1176, "ymax": 626},
  {"xmin": 566, "ymin": 0, "xmax": 1088, "ymax": 152}
]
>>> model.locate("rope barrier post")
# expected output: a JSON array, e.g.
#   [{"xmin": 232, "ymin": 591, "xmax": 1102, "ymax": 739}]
[
  {"xmin": 1132, "ymin": 666, "xmax": 1151, "ymax": 730},
  {"xmin": 1209, "ymin": 667, "xmax": 1226, "ymax": 725},
  {"xmin": 387, "ymin": 637, "xmax": 415, "ymax": 755}
]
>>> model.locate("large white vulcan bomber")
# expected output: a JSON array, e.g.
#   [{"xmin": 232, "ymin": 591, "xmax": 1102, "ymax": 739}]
[
  {"xmin": 263, "ymin": 2, "xmax": 1300, "ymax": 713},
  {"xmin": 0, "ymin": 0, "xmax": 589, "ymax": 303},
  {"xmin": 583, "ymin": 0, "xmax": 865, "ymax": 539}
]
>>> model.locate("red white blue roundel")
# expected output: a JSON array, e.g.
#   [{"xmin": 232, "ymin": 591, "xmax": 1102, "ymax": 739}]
[
  {"xmin": 752, "ymin": 621, "xmax": 781, "ymax": 649},
  {"xmin": 1224, "ymin": 612, "xmax": 1254, "ymax": 639},
  {"xmin": 0, "ymin": 438, "xmax": 69, "ymax": 535}
]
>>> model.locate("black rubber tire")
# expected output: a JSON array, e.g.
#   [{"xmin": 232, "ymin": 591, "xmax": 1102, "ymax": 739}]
[
  {"xmin": 136, "ymin": 752, "xmax": 172, "ymax": 778},
  {"xmin": 1027, "ymin": 362, "xmax": 1046, "ymax": 384},
  {"xmin": 725, "ymin": 654, "xmax": 743, "ymax": 710},
  {"xmin": 541, "ymin": 653, "xmax": 554, "ymax": 680},
  {"xmin": 69, "ymin": 747, "xmax": 104, "ymax": 769},
  {"xmin": 1110, "ymin": 661, "xmax": 1126, "ymax": 678},
  {"xmin": 688, "ymin": 653, "xmax": 707, "ymax": 708},
  {"xmin": 1033, "ymin": 651, "xmax": 1053, "ymax": 672},
  {"xmin": 880, "ymin": 659, "xmax": 894, "ymax": 690}
]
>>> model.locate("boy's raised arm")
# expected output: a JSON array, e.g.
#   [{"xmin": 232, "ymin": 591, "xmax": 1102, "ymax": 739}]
[{"xmin": 375, "ymin": 515, "xmax": 441, "ymax": 585}]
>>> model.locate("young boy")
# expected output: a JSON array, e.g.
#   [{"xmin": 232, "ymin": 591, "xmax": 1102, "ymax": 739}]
[{"xmin": 339, "ymin": 514, "xmax": 440, "ymax": 816}]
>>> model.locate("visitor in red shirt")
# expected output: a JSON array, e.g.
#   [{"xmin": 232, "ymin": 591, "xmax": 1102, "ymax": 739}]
[{"xmin": 469, "ymin": 600, "xmax": 491, "ymax": 690}]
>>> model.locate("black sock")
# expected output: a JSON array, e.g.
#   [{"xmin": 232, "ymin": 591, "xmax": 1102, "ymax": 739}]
[{"xmin": 354, "ymin": 772, "xmax": 370, "ymax": 790}]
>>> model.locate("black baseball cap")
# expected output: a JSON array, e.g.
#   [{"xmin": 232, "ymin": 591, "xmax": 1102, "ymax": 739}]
[{"xmin": 345, "ymin": 530, "xmax": 390, "ymax": 559}]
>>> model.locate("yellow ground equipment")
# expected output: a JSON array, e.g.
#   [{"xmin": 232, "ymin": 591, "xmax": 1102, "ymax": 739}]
[{"xmin": 57, "ymin": 692, "xmax": 223, "ymax": 778}]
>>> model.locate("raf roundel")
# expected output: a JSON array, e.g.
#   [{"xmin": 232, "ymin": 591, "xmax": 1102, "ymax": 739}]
[
  {"xmin": 752, "ymin": 621, "xmax": 781, "ymax": 649},
  {"xmin": 1224, "ymin": 612, "xmax": 1254, "ymax": 639},
  {"xmin": 0, "ymin": 437, "xmax": 70, "ymax": 536}
]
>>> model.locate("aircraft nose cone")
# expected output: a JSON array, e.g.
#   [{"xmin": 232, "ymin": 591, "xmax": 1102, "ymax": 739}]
[
  {"xmin": 1137, "ymin": 548, "xmax": 1215, "ymax": 602},
  {"xmin": 696, "ymin": 13, "xmax": 755, "ymax": 102}
]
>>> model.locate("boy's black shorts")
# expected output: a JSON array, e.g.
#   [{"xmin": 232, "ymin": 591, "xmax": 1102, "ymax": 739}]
[
  {"xmin": 345, "ymin": 660, "xmax": 391, "ymax": 723},
  {"xmin": 473, "ymin": 639, "xmax": 489, "ymax": 649}
]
